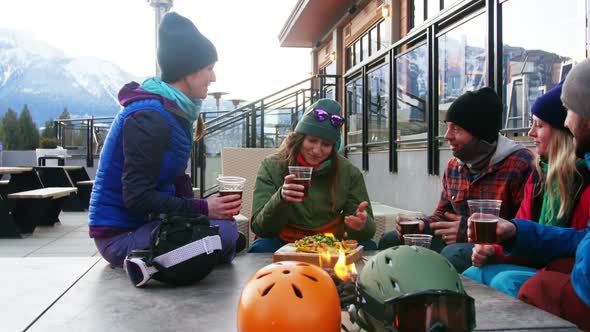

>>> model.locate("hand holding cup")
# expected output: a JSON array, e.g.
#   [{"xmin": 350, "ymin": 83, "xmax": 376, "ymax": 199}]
[
  {"xmin": 395, "ymin": 211, "xmax": 425, "ymax": 240},
  {"xmin": 281, "ymin": 174, "xmax": 305, "ymax": 203}
]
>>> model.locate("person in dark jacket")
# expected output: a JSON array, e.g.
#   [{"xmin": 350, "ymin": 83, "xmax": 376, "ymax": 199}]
[{"xmin": 88, "ymin": 12, "xmax": 241, "ymax": 267}]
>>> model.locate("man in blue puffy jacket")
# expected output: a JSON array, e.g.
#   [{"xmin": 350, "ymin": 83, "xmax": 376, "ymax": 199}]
[{"xmin": 468, "ymin": 57, "xmax": 590, "ymax": 330}]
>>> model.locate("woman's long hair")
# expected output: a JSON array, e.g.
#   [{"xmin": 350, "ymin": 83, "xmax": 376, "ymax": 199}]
[
  {"xmin": 534, "ymin": 128, "xmax": 580, "ymax": 219},
  {"xmin": 193, "ymin": 117, "xmax": 206, "ymax": 141},
  {"xmin": 274, "ymin": 132, "xmax": 340, "ymax": 210}
]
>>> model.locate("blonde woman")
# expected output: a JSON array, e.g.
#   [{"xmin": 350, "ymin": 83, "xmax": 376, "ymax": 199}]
[{"xmin": 463, "ymin": 82, "xmax": 590, "ymax": 297}]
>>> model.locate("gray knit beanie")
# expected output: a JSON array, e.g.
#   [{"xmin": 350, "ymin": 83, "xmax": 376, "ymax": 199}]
[
  {"xmin": 158, "ymin": 12, "xmax": 218, "ymax": 83},
  {"xmin": 561, "ymin": 57, "xmax": 590, "ymax": 121}
]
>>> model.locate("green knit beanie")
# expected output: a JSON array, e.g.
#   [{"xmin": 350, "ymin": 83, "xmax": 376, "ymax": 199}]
[{"xmin": 295, "ymin": 99, "xmax": 342, "ymax": 145}]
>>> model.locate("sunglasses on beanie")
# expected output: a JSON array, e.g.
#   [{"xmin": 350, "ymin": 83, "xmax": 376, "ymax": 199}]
[{"xmin": 311, "ymin": 108, "xmax": 344, "ymax": 128}]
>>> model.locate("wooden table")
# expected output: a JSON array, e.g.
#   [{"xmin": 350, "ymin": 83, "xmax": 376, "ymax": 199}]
[
  {"xmin": 0, "ymin": 167, "xmax": 33, "ymax": 175},
  {"xmin": 24, "ymin": 253, "xmax": 579, "ymax": 331}
]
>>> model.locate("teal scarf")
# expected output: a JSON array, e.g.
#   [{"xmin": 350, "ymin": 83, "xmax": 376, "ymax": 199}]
[{"xmin": 141, "ymin": 77, "xmax": 202, "ymax": 125}]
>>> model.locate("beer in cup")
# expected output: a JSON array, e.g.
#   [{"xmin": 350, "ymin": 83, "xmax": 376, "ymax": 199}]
[
  {"xmin": 467, "ymin": 199, "xmax": 501, "ymax": 244},
  {"xmin": 288, "ymin": 166, "xmax": 313, "ymax": 199}
]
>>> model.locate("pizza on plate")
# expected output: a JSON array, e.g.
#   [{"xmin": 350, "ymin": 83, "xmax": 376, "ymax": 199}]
[{"xmin": 289, "ymin": 233, "xmax": 358, "ymax": 254}]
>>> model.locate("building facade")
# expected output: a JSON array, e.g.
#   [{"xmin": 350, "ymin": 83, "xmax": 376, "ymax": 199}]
[{"xmin": 279, "ymin": 0, "xmax": 588, "ymax": 212}]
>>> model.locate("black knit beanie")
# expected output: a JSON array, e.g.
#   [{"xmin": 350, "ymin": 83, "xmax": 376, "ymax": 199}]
[
  {"xmin": 445, "ymin": 87, "xmax": 502, "ymax": 143},
  {"xmin": 158, "ymin": 12, "xmax": 218, "ymax": 83}
]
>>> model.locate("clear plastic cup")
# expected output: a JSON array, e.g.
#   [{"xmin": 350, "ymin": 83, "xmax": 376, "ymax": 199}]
[
  {"xmin": 403, "ymin": 234, "xmax": 433, "ymax": 248},
  {"xmin": 468, "ymin": 199, "xmax": 501, "ymax": 244},
  {"xmin": 217, "ymin": 176, "xmax": 246, "ymax": 200},
  {"xmin": 397, "ymin": 211, "xmax": 426, "ymax": 235},
  {"xmin": 288, "ymin": 166, "xmax": 313, "ymax": 199}
]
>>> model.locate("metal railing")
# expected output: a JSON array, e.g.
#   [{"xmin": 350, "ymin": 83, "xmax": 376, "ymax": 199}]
[
  {"xmin": 50, "ymin": 75, "xmax": 341, "ymax": 193},
  {"xmin": 54, "ymin": 116, "xmax": 115, "ymax": 168},
  {"xmin": 192, "ymin": 75, "xmax": 341, "ymax": 197}
]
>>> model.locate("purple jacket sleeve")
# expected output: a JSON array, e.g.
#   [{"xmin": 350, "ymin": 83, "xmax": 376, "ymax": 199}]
[
  {"xmin": 121, "ymin": 110, "xmax": 205, "ymax": 215},
  {"xmin": 175, "ymin": 174, "xmax": 194, "ymax": 198}
]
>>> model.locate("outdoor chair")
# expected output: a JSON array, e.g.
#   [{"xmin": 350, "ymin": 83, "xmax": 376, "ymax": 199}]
[{"xmin": 221, "ymin": 147, "xmax": 276, "ymax": 247}]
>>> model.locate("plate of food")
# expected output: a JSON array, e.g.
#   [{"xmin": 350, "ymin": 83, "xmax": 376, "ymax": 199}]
[{"xmin": 273, "ymin": 233, "xmax": 364, "ymax": 267}]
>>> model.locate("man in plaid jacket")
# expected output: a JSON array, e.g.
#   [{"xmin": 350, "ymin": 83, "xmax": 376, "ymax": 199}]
[{"xmin": 379, "ymin": 87, "xmax": 534, "ymax": 272}]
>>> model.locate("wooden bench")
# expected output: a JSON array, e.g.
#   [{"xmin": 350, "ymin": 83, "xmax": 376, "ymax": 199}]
[
  {"xmin": 34, "ymin": 166, "xmax": 93, "ymax": 211},
  {"xmin": 1, "ymin": 187, "xmax": 77, "ymax": 237}
]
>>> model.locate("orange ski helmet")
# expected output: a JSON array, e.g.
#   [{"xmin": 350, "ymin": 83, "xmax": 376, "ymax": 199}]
[{"xmin": 237, "ymin": 261, "xmax": 341, "ymax": 332}]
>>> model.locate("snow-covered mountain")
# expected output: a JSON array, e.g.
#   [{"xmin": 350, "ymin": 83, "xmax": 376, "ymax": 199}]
[
  {"xmin": 0, "ymin": 29, "xmax": 141, "ymax": 126},
  {"xmin": 0, "ymin": 29, "xmax": 246, "ymax": 127}
]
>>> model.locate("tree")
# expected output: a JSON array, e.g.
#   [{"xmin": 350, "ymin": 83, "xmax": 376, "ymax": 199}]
[
  {"xmin": 2, "ymin": 108, "xmax": 19, "ymax": 150},
  {"xmin": 59, "ymin": 108, "xmax": 70, "ymax": 120},
  {"xmin": 0, "ymin": 121, "xmax": 4, "ymax": 146},
  {"xmin": 41, "ymin": 120, "xmax": 56, "ymax": 138},
  {"xmin": 18, "ymin": 105, "xmax": 40, "ymax": 150}
]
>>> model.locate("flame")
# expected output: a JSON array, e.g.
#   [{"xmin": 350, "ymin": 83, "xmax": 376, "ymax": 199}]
[
  {"xmin": 334, "ymin": 246, "xmax": 357, "ymax": 281},
  {"xmin": 319, "ymin": 248, "xmax": 332, "ymax": 267},
  {"xmin": 319, "ymin": 233, "xmax": 336, "ymax": 268}
]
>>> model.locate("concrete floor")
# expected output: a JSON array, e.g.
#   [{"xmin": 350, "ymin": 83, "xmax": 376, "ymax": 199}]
[
  {"xmin": 0, "ymin": 212, "xmax": 581, "ymax": 332},
  {"xmin": 0, "ymin": 212, "xmax": 98, "ymax": 258}
]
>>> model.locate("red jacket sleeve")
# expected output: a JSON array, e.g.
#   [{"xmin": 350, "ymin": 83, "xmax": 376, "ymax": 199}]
[
  {"xmin": 491, "ymin": 173, "xmax": 535, "ymax": 264},
  {"xmin": 570, "ymin": 185, "xmax": 590, "ymax": 230},
  {"xmin": 515, "ymin": 172, "xmax": 535, "ymax": 220}
]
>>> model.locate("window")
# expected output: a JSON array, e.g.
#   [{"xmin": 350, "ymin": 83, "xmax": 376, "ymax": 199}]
[
  {"xmin": 367, "ymin": 63, "xmax": 390, "ymax": 144},
  {"xmin": 412, "ymin": 0, "xmax": 425, "ymax": 28},
  {"xmin": 379, "ymin": 21, "xmax": 391, "ymax": 49},
  {"xmin": 396, "ymin": 43, "xmax": 428, "ymax": 142},
  {"xmin": 354, "ymin": 40, "xmax": 362, "ymax": 67},
  {"xmin": 320, "ymin": 62, "xmax": 337, "ymax": 100},
  {"xmin": 370, "ymin": 28, "xmax": 379, "ymax": 56},
  {"xmin": 438, "ymin": 13, "xmax": 487, "ymax": 137},
  {"xmin": 502, "ymin": 0, "xmax": 586, "ymax": 129},
  {"xmin": 361, "ymin": 34, "xmax": 370, "ymax": 61},
  {"xmin": 427, "ymin": 0, "xmax": 441, "ymax": 18},
  {"xmin": 443, "ymin": 0, "xmax": 457, "ymax": 8},
  {"xmin": 346, "ymin": 77, "xmax": 363, "ymax": 145}
]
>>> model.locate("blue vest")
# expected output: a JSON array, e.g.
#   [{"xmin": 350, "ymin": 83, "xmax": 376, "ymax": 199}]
[{"xmin": 89, "ymin": 99, "xmax": 192, "ymax": 229}]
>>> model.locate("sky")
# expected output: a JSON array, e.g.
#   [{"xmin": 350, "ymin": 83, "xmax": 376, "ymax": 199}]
[{"xmin": 0, "ymin": 0, "xmax": 312, "ymax": 101}]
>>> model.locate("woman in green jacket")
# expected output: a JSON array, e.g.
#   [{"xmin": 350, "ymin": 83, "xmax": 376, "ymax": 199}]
[{"xmin": 247, "ymin": 99, "xmax": 377, "ymax": 253}]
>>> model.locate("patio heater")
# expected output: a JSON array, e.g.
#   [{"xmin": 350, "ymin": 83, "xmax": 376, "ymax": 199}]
[
  {"xmin": 229, "ymin": 99, "xmax": 246, "ymax": 110},
  {"xmin": 208, "ymin": 91, "xmax": 229, "ymax": 117},
  {"xmin": 147, "ymin": 0, "xmax": 174, "ymax": 75}
]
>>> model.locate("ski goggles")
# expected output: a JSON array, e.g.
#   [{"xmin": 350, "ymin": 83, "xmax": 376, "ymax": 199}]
[
  {"xmin": 124, "ymin": 256, "xmax": 158, "ymax": 288},
  {"xmin": 350, "ymin": 289, "xmax": 476, "ymax": 332},
  {"xmin": 123, "ymin": 235, "xmax": 222, "ymax": 288},
  {"xmin": 310, "ymin": 108, "xmax": 344, "ymax": 128}
]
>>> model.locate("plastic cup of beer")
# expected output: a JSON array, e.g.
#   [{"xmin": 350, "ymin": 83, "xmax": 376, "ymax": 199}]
[
  {"xmin": 468, "ymin": 199, "xmax": 501, "ymax": 244},
  {"xmin": 288, "ymin": 166, "xmax": 313, "ymax": 199},
  {"xmin": 217, "ymin": 176, "xmax": 246, "ymax": 200},
  {"xmin": 403, "ymin": 234, "xmax": 433, "ymax": 248},
  {"xmin": 398, "ymin": 212, "xmax": 425, "ymax": 236}
]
